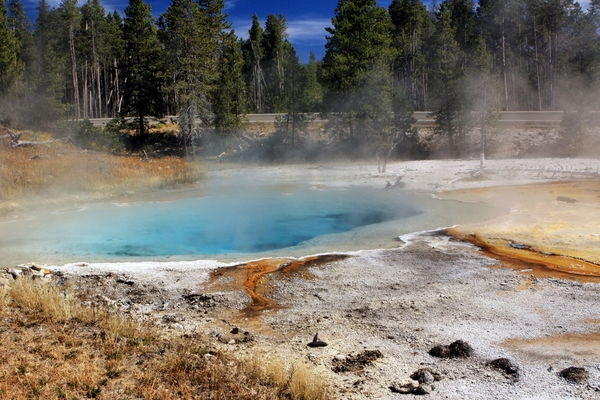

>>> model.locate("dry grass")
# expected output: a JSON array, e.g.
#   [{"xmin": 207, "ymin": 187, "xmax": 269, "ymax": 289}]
[
  {"xmin": 0, "ymin": 136, "xmax": 205, "ymax": 214},
  {"xmin": 0, "ymin": 278, "xmax": 332, "ymax": 399}
]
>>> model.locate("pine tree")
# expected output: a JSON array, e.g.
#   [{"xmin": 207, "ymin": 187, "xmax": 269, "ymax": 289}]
[
  {"xmin": 58, "ymin": 0, "xmax": 81, "ymax": 118},
  {"xmin": 428, "ymin": 1, "xmax": 468, "ymax": 157},
  {"xmin": 322, "ymin": 0, "xmax": 394, "ymax": 147},
  {"xmin": 389, "ymin": 0, "xmax": 433, "ymax": 110},
  {"xmin": 105, "ymin": 10, "xmax": 124, "ymax": 117},
  {"xmin": 122, "ymin": 0, "xmax": 165, "ymax": 144},
  {"xmin": 79, "ymin": 0, "xmax": 109, "ymax": 118},
  {"xmin": 301, "ymin": 52, "xmax": 323, "ymax": 112},
  {"xmin": 213, "ymin": 30, "xmax": 247, "ymax": 135},
  {"xmin": 8, "ymin": 0, "xmax": 33, "ymax": 91},
  {"xmin": 262, "ymin": 13, "xmax": 288, "ymax": 112},
  {"xmin": 29, "ymin": 0, "xmax": 66, "ymax": 126},
  {"xmin": 241, "ymin": 14, "xmax": 265, "ymax": 113},
  {"xmin": 160, "ymin": 0, "xmax": 228, "ymax": 157},
  {"xmin": 0, "ymin": 0, "xmax": 23, "ymax": 97}
]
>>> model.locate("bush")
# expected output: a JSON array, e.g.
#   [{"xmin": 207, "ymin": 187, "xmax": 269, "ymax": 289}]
[{"xmin": 56, "ymin": 119, "xmax": 126, "ymax": 152}]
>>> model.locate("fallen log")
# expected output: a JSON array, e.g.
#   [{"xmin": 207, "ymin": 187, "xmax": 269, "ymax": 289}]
[{"xmin": 11, "ymin": 139, "xmax": 56, "ymax": 148}]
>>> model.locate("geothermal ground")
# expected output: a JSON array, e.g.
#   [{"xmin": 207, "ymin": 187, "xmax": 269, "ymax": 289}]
[{"xmin": 28, "ymin": 158, "xmax": 600, "ymax": 398}]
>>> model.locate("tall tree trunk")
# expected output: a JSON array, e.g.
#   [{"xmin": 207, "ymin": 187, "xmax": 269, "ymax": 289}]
[
  {"xmin": 480, "ymin": 76, "xmax": 488, "ymax": 169},
  {"xmin": 83, "ymin": 60, "xmax": 88, "ymax": 118},
  {"xmin": 533, "ymin": 14, "xmax": 542, "ymax": 111},
  {"xmin": 69, "ymin": 22, "xmax": 80, "ymax": 118},
  {"xmin": 501, "ymin": 15, "xmax": 508, "ymax": 111},
  {"xmin": 92, "ymin": 24, "xmax": 102, "ymax": 118}
]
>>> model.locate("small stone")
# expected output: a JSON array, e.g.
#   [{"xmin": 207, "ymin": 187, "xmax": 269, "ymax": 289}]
[
  {"xmin": 307, "ymin": 332, "xmax": 328, "ymax": 347},
  {"xmin": 172, "ymin": 323, "xmax": 184, "ymax": 330},
  {"xmin": 228, "ymin": 339, "xmax": 236, "ymax": 345},
  {"xmin": 230, "ymin": 327, "xmax": 239, "ymax": 334},
  {"xmin": 558, "ymin": 367, "xmax": 589, "ymax": 384},
  {"xmin": 334, "ymin": 354, "xmax": 346, "ymax": 362},
  {"xmin": 8, "ymin": 269, "xmax": 22, "ymax": 279},
  {"xmin": 418, "ymin": 370, "xmax": 435, "ymax": 384},
  {"xmin": 389, "ymin": 380, "xmax": 418, "ymax": 394},
  {"xmin": 414, "ymin": 383, "xmax": 434, "ymax": 394},
  {"xmin": 31, "ymin": 270, "xmax": 45, "ymax": 278}
]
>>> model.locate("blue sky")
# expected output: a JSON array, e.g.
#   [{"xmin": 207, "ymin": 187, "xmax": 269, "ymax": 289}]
[
  {"xmin": 21, "ymin": 0, "xmax": 422, "ymax": 61},
  {"xmin": 21, "ymin": 0, "xmax": 591, "ymax": 62}
]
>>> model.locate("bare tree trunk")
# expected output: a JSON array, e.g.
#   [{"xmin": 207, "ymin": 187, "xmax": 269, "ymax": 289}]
[
  {"xmin": 92, "ymin": 24, "xmax": 102, "ymax": 118},
  {"xmin": 69, "ymin": 22, "xmax": 80, "ymax": 118},
  {"xmin": 115, "ymin": 59, "xmax": 121, "ymax": 115},
  {"xmin": 250, "ymin": 40, "xmax": 263, "ymax": 113},
  {"xmin": 83, "ymin": 60, "xmax": 88, "ymax": 119},
  {"xmin": 533, "ymin": 14, "xmax": 542, "ymax": 111},
  {"xmin": 501, "ymin": 15, "xmax": 508, "ymax": 111},
  {"xmin": 480, "ymin": 77, "xmax": 488, "ymax": 170}
]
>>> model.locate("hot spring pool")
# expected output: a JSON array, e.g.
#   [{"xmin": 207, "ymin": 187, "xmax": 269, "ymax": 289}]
[{"xmin": 1, "ymin": 184, "xmax": 504, "ymax": 264}]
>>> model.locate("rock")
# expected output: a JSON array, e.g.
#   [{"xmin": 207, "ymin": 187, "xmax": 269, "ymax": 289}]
[
  {"xmin": 410, "ymin": 368, "xmax": 444, "ymax": 382},
  {"xmin": 31, "ymin": 270, "xmax": 45, "ymax": 278},
  {"xmin": 389, "ymin": 380, "xmax": 418, "ymax": 394},
  {"xmin": 30, "ymin": 265, "xmax": 50, "ymax": 274},
  {"xmin": 172, "ymin": 323, "xmax": 184, "ymax": 330},
  {"xmin": 488, "ymin": 358, "xmax": 520, "ymax": 376},
  {"xmin": 228, "ymin": 339, "xmax": 236, "ymax": 345},
  {"xmin": 7, "ymin": 269, "xmax": 22, "ymax": 279},
  {"xmin": 230, "ymin": 327, "xmax": 239, "ymax": 334},
  {"xmin": 414, "ymin": 383, "xmax": 434, "ymax": 395},
  {"xmin": 333, "ymin": 354, "xmax": 346, "ymax": 362},
  {"xmin": 417, "ymin": 370, "xmax": 435, "ymax": 384},
  {"xmin": 558, "ymin": 367, "xmax": 589, "ymax": 384},
  {"xmin": 429, "ymin": 340, "xmax": 474, "ymax": 359},
  {"xmin": 307, "ymin": 332, "xmax": 328, "ymax": 347}
]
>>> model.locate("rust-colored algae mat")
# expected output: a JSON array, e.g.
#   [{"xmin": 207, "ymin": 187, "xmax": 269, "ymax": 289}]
[
  {"xmin": 503, "ymin": 332, "xmax": 600, "ymax": 362},
  {"xmin": 440, "ymin": 180, "xmax": 600, "ymax": 281},
  {"xmin": 204, "ymin": 254, "xmax": 348, "ymax": 318}
]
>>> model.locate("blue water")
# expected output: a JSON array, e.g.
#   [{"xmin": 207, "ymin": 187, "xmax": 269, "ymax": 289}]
[{"xmin": 11, "ymin": 186, "xmax": 422, "ymax": 258}]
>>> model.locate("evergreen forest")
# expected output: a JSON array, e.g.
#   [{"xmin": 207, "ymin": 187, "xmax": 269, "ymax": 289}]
[{"xmin": 1, "ymin": 0, "xmax": 599, "ymax": 158}]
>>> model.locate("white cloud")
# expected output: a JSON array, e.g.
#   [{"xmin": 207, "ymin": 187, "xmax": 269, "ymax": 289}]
[
  {"xmin": 232, "ymin": 17, "xmax": 330, "ymax": 45},
  {"xmin": 286, "ymin": 18, "xmax": 331, "ymax": 44},
  {"xmin": 224, "ymin": 0, "xmax": 238, "ymax": 12}
]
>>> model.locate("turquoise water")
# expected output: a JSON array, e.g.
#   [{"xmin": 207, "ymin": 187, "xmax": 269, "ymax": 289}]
[{"xmin": 2, "ymin": 186, "xmax": 423, "ymax": 260}]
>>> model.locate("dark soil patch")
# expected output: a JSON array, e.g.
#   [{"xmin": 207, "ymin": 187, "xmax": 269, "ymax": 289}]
[
  {"xmin": 558, "ymin": 367, "xmax": 589, "ymax": 384},
  {"xmin": 429, "ymin": 340, "xmax": 474, "ymax": 359},
  {"xmin": 488, "ymin": 358, "xmax": 520, "ymax": 381},
  {"xmin": 332, "ymin": 350, "xmax": 383, "ymax": 373}
]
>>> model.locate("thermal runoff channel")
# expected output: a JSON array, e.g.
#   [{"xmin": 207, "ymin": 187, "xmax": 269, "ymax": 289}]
[{"xmin": 9, "ymin": 187, "xmax": 421, "ymax": 258}]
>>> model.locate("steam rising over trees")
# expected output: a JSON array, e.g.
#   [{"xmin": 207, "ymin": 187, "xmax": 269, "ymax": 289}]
[{"xmin": 0, "ymin": 0, "xmax": 598, "ymax": 157}]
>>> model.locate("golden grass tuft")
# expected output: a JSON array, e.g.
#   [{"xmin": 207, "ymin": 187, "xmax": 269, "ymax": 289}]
[{"xmin": 0, "ymin": 277, "xmax": 332, "ymax": 399}]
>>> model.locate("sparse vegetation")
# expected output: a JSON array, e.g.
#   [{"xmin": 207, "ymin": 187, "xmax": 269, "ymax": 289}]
[
  {"xmin": 0, "ymin": 136, "xmax": 205, "ymax": 214},
  {"xmin": 0, "ymin": 277, "xmax": 332, "ymax": 399}
]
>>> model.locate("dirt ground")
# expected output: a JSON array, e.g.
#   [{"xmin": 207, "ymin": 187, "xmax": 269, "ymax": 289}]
[{"xmin": 19, "ymin": 158, "xmax": 600, "ymax": 398}]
